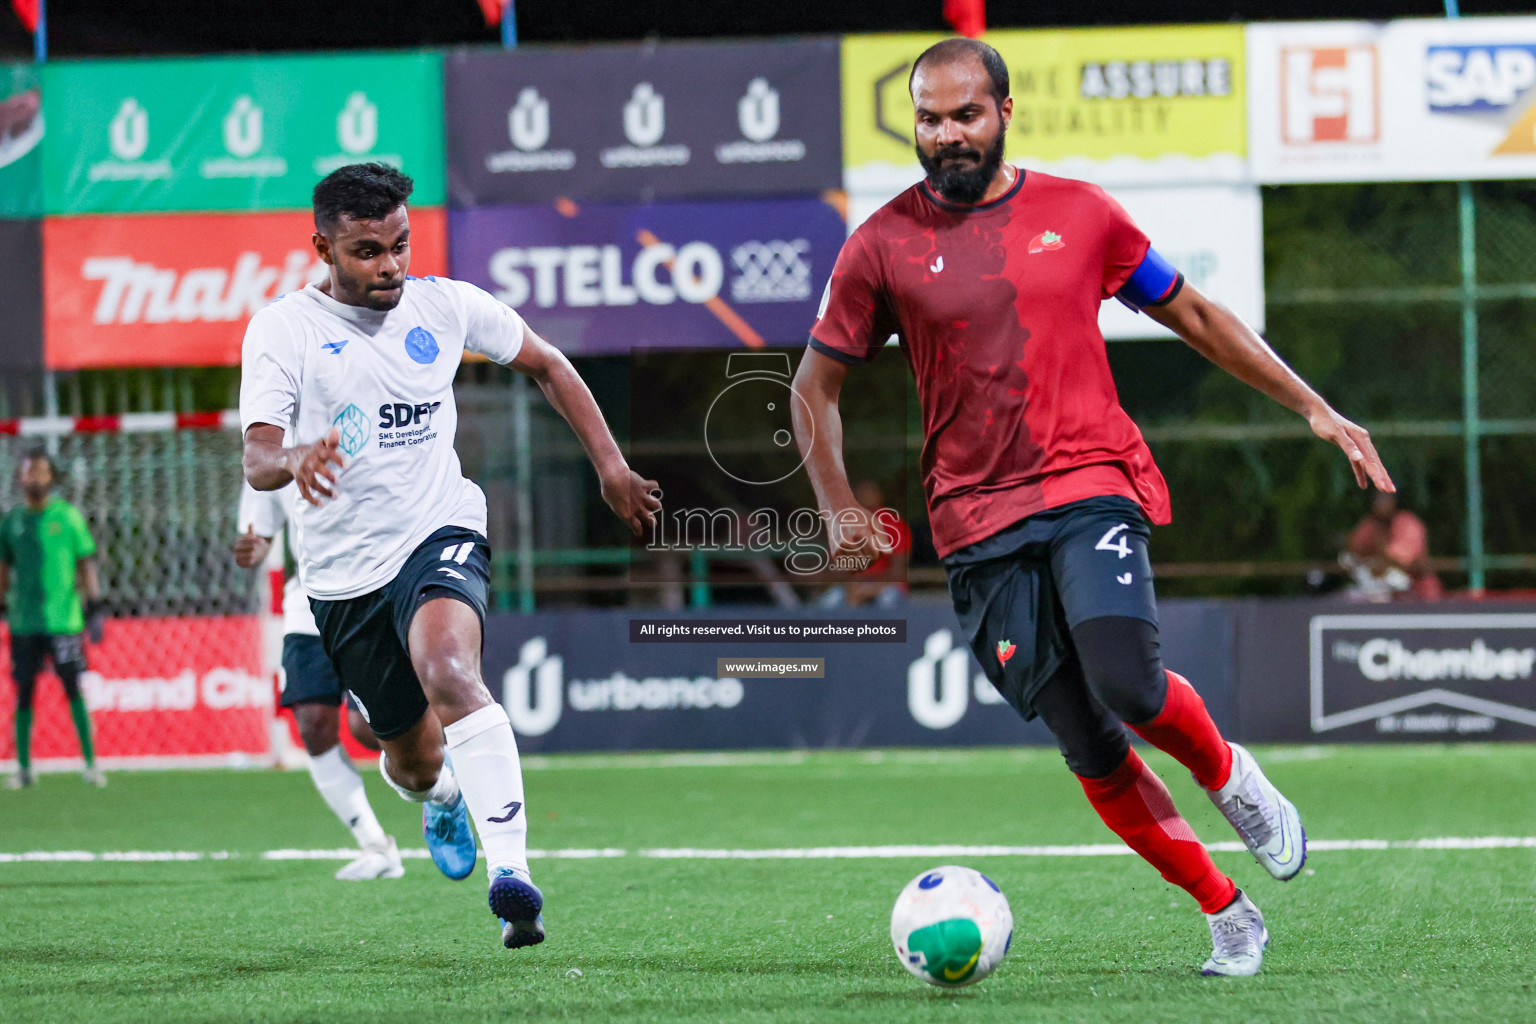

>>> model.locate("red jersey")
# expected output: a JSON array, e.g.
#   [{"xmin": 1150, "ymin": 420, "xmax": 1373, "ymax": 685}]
[{"xmin": 810, "ymin": 169, "xmax": 1173, "ymax": 558}]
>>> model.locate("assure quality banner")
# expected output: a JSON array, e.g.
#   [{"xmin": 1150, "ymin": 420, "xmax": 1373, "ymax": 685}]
[
  {"xmin": 1248, "ymin": 17, "xmax": 1536, "ymax": 183},
  {"xmin": 450, "ymin": 197, "xmax": 846, "ymax": 352},
  {"xmin": 445, "ymin": 38, "xmax": 841, "ymax": 205},
  {"xmin": 0, "ymin": 617, "xmax": 271, "ymax": 767},
  {"xmin": 842, "ymin": 25, "xmax": 1247, "ymax": 196},
  {"xmin": 43, "ymin": 207, "xmax": 447, "ymax": 368},
  {"xmin": 41, "ymin": 52, "xmax": 445, "ymax": 214}
]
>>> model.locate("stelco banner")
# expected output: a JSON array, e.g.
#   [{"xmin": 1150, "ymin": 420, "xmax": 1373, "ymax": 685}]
[
  {"xmin": 1248, "ymin": 17, "xmax": 1536, "ymax": 183},
  {"xmin": 1235, "ymin": 601, "xmax": 1536, "ymax": 742},
  {"xmin": 480, "ymin": 602, "xmax": 1234, "ymax": 753},
  {"xmin": 43, "ymin": 208, "xmax": 448, "ymax": 368},
  {"xmin": 450, "ymin": 197, "xmax": 846, "ymax": 352},
  {"xmin": 444, "ymin": 39, "xmax": 842, "ymax": 206},
  {"xmin": 0, "ymin": 617, "xmax": 271, "ymax": 768},
  {"xmin": 842, "ymin": 25, "xmax": 1248, "ymax": 196},
  {"xmin": 41, "ymin": 52, "xmax": 445, "ymax": 214},
  {"xmin": 0, "ymin": 63, "xmax": 42, "ymax": 217}
]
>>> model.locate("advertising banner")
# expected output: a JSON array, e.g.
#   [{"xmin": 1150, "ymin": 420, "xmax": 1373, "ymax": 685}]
[
  {"xmin": 43, "ymin": 207, "xmax": 448, "ymax": 368},
  {"xmin": 1248, "ymin": 17, "xmax": 1536, "ymax": 183},
  {"xmin": 481, "ymin": 601, "xmax": 1234, "ymax": 753},
  {"xmin": 450, "ymin": 197, "xmax": 845, "ymax": 353},
  {"xmin": 444, "ymin": 39, "xmax": 841, "ymax": 206},
  {"xmin": 842, "ymin": 25, "xmax": 1248, "ymax": 196},
  {"xmin": 1235, "ymin": 600, "xmax": 1536, "ymax": 742},
  {"xmin": 0, "ymin": 219, "xmax": 42, "ymax": 371},
  {"xmin": 845, "ymin": 183, "xmax": 1264, "ymax": 340},
  {"xmin": 0, "ymin": 63, "xmax": 42, "ymax": 217},
  {"xmin": 42, "ymin": 52, "xmax": 445, "ymax": 214},
  {"xmin": 0, "ymin": 617, "xmax": 271, "ymax": 768}
]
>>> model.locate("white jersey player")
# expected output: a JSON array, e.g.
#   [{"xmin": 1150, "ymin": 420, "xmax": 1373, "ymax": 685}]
[
  {"xmin": 240, "ymin": 163, "xmax": 659, "ymax": 949},
  {"xmin": 235, "ymin": 481, "xmax": 402, "ymax": 881}
]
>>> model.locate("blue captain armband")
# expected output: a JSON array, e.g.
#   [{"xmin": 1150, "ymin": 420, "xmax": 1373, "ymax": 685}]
[{"xmin": 1116, "ymin": 247, "xmax": 1184, "ymax": 311}]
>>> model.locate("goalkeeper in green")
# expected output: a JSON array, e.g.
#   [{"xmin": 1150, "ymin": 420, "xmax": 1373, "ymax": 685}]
[{"xmin": 2, "ymin": 448, "xmax": 105, "ymax": 788}]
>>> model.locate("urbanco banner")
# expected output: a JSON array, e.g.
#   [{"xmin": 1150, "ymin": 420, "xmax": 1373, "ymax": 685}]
[
  {"xmin": 482, "ymin": 601, "xmax": 1234, "ymax": 753},
  {"xmin": 43, "ymin": 207, "xmax": 447, "ymax": 368},
  {"xmin": 42, "ymin": 52, "xmax": 445, "ymax": 214},
  {"xmin": 1248, "ymin": 17, "xmax": 1536, "ymax": 183},
  {"xmin": 445, "ymin": 38, "xmax": 841, "ymax": 205},
  {"xmin": 842, "ymin": 25, "xmax": 1248, "ymax": 196},
  {"xmin": 450, "ymin": 197, "xmax": 846, "ymax": 353}
]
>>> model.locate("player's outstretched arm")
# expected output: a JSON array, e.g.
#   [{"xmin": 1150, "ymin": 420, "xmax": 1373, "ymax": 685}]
[
  {"xmin": 242, "ymin": 423, "xmax": 346, "ymax": 505},
  {"xmin": 509, "ymin": 327, "xmax": 659, "ymax": 536},
  {"xmin": 791, "ymin": 348, "xmax": 888, "ymax": 560},
  {"xmin": 1144, "ymin": 283, "xmax": 1395, "ymax": 493}
]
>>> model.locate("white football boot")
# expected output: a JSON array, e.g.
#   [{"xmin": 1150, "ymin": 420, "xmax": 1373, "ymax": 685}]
[
  {"xmin": 81, "ymin": 766, "xmax": 107, "ymax": 788},
  {"xmin": 1207, "ymin": 742, "xmax": 1306, "ymax": 881},
  {"xmin": 1201, "ymin": 889, "xmax": 1269, "ymax": 977},
  {"xmin": 334, "ymin": 836, "xmax": 405, "ymax": 881}
]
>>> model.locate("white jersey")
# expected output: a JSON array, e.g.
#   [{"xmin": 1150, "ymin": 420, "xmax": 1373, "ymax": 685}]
[
  {"xmin": 239, "ymin": 276, "xmax": 525, "ymax": 600},
  {"xmin": 236, "ymin": 482, "xmax": 320, "ymax": 637}
]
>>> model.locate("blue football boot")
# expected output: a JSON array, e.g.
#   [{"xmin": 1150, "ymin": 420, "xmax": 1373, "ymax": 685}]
[
  {"xmin": 489, "ymin": 867, "xmax": 545, "ymax": 949},
  {"xmin": 422, "ymin": 795, "xmax": 477, "ymax": 881}
]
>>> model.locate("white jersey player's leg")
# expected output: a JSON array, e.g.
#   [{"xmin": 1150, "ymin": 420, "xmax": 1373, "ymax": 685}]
[{"xmin": 307, "ymin": 745, "xmax": 402, "ymax": 880}]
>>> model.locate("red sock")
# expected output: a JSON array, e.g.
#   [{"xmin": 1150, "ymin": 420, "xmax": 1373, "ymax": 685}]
[
  {"xmin": 1077, "ymin": 748, "xmax": 1236, "ymax": 914},
  {"xmin": 1129, "ymin": 671, "xmax": 1233, "ymax": 790}
]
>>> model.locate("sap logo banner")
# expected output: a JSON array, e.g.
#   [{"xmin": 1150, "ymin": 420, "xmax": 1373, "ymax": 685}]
[
  {"xmin": 1309, "ymin": 613, "xmax": 1536, "ymax": 739},
  {"xmin": 501, "ymin": 637, "xmax": 745, "ymax": 738},
  {"xmin": 906, "ymin": 630, "xmax": 1008, "ymax": 731},
  {"xmin": 444, "ymin": 39, "xmax": 839, "ymax": 204},
  {"xmin": 451, "ymin": 197, "xmax": 844, "ymax": 353},
  {"xmin": 1425, "ymin": 43, "xmax": 1536, "ymax": 156}
]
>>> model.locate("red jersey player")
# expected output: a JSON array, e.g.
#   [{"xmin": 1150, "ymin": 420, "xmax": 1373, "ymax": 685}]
[{"xmin": 793, "ymin": 39, "xmax": 1394, "ymax": 978}]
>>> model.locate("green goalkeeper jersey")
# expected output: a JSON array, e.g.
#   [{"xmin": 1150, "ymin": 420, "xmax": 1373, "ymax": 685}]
[{"xmin": 0, "ymin": 497, "xmax": 96, "ymax": 636}]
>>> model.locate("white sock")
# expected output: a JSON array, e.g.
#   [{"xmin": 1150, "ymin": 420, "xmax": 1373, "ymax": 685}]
[
  {"xmin": 443, "ymin": 703, "xmax": 529, "ymax": 880},
  {"xmin": 378, "ymin": 750, "xmax": 461, "ymax": 807},
  {"xmin": 307, "ymin": 745, "xmax": 387, "ymax": 849}
]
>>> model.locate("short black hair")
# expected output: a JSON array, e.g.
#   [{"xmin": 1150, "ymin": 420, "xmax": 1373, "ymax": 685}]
[
  {"xmin": 909, "ymin": 38, "xmax": 1010, "ymax": 109},
  {"xmin": 18, "ymin": 445, "xmax": 54, "ymax": 479},
  {"xmin": 312, "ymin": 163, "xmax": 414, "ymax": 234}
]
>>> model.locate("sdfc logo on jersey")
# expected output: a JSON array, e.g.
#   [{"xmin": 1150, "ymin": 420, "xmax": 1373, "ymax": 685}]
[
  {"xmin": 1281, "ymin": 45, "xmax": 1379, "ymax": 145},
  {"xmin": 333, "ymin": 403, "xmax": 372, "ymax": 456}
]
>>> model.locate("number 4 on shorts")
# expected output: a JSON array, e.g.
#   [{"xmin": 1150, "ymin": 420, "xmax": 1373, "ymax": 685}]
[
  {"xmin": 1095, "ymin": 524, "xmax": 1132, "ymax": 559},
  {"xmin": 441, "ymin": 542, "xmax": 474, "ymax": 564}
]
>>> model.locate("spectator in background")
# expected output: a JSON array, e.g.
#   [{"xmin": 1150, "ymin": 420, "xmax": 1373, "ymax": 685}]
[
  {"xmin": 1341, "ymin": 491, "xmax": 1443, "ymax": 602},
  {"xmin": 818, "ymin": 480, "xmax": 911, "ymax": 608}
]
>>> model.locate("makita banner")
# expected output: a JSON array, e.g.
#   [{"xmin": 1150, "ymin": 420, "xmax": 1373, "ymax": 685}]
[
  {"xmin": 450, "ymin": 198, "xmax": 845, "ymax": 352},
  {"xmin": 481, "ymin": 601, "xmax": 1234, "ymax": 753},
  {"xmin": 0, "ymin": 617, "xmax": 271, "ymax": 768},
  {"xmin": 42, "ymin": 208, "xmax": 447, "ymax": 368},
  {"xmin": 444, "ymin": 39, "xmax": 841, "ymax": 206},
  {"xmin": 41, "ymin": 52, "xmax": 445, "ymax": 214},
  {"xmin": 0, "ymin": 63, "xmax": 42, "ymax": 217},
  {"xmin": 0, "ymin": 219, "xmax": 43, "ymax": 372},
  {"xmin": 1234, "ymin": 600, "xmax": 1536, "ymax": 742}
]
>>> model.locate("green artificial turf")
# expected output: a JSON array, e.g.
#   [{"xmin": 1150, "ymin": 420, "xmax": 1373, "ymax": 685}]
[{"xmin": 3, "ymin": 745, "xmax": 1535, "ymax": 1023}]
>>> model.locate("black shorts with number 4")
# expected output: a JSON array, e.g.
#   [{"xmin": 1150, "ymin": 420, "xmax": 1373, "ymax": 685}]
[
  {"xmin": 944, "ymin": 496, "xmax": 1158, "ymax": 721},
  {"xmin": 310, "ymin": 526, "xmax": 491, "ymax": 740}
]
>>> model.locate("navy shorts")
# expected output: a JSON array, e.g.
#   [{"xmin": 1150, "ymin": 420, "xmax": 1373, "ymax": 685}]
[
  {"xmin": 944, "ymin": 496, "xmax": 1157, "ymax": 721},
  {"xmin": 278, "ymin": 634, "xmax": 346, "ymax": 709},
  {"xmin": 310, "ymin": 526, "xmax": 491, "ymax": 740}
]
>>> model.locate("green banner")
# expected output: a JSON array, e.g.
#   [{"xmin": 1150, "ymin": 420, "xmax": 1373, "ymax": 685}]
[
  {"xmin": 0, "ymin": 64, "xmax": 43, "ymax": 218},
  {"xmin": 42, "ymin": 51, "xmax": 444, "ymax": 214}
]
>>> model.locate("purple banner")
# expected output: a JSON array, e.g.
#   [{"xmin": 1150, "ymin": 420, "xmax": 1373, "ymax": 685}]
[{"xmin": 450, "ymin": 197, "xmax": 847, "ymax": 353}]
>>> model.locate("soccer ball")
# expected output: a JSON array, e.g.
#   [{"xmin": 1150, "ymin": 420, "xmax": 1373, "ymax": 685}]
[{"xmin": 890, "ymin": 865, "xmax": 1013, "ymax": 988}]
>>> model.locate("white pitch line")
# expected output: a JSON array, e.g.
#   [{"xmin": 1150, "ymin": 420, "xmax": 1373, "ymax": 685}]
[{"xmin": 4, "ymin": 837, "xmax": 1536, "ymax": 864}]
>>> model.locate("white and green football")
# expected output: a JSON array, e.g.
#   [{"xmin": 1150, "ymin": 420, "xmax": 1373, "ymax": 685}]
[{"xmin": 890, "ymin": 865, "xmax": 1013, "ymax": 988}]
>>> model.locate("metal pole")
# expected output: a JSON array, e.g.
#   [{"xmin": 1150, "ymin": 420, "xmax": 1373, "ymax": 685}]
[
  {"xmin": 511, "ymin": 374, "xmax": 536, "ymax": 613},
  {"xmin": 34, "ymin": 0, "xmax": 46, "ymax": 63},
  {"xmin": 1444, "ymin": 1, "xmax": 1484, "ymax": 593},
  {"xmin": 1457, "ymin": 181, "xmax": 1485, "ymax": 593},
  {"xmin": 501, "ymin": 1, "xmax": 517, "ymax": 49}
]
